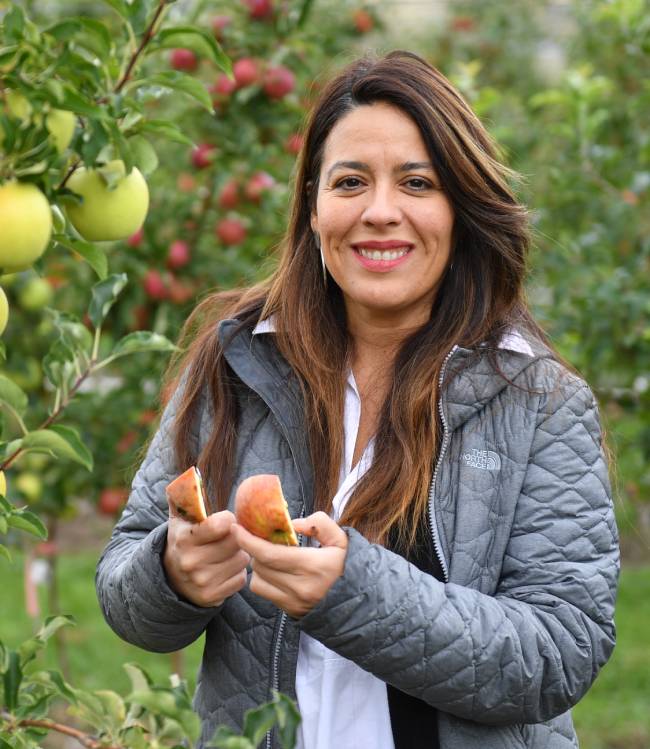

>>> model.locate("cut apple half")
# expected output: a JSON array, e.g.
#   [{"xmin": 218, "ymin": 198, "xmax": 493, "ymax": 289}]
[
  {"xmin": 234, "ymin": 474, "xmax": 298, "ymax": 546},
  {"xmin": 165, "ymin": 466, "xmax": 208, "ymax": 523}
]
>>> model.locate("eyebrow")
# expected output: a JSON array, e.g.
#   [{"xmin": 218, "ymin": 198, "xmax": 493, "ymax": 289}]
[{"xmin": 326, "ymin": 160, "xmax": 435, "ymax": 181}]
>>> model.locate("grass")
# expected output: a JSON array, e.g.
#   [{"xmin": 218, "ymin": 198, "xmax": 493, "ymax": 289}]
[{"xmin": 1, "ymin": 551, "xmax": 648, "ymax": 748}]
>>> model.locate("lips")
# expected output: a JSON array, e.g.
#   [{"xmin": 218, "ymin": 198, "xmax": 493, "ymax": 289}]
[{"xmin": 351, "ymin": 240, "xmax": 415, "ymax": 250}]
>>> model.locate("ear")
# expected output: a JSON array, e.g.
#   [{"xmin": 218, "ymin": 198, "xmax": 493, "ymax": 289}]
[{"xmin": 310, "ymin": 210, "xmax": 318, "ymax": 235}]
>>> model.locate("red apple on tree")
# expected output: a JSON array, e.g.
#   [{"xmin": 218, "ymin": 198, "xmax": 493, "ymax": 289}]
[
  {"xmin": 177, "ymin": 172, "xmax": 196, "ymax": 192},
  {"xmin": 98, "ymin": 488, "xmax": 129, "ymax": 516},
  {"xmin": 216, "ymin": 217, "xmax": 247, "ymax": 246},
  {"xmin": 211, "ymin": 15, "xmax": 231, "ymax": 40},
  {"xmin": 210, "ymin": 73, "xmax": 237, "ymax": 104},
  {"xmin": 168, "ymin": 275, "xmax": 195, "ymax": 305},
  {"xmin": 243, "ymin": 0, "xmax": 274, "ymax": 21},
  {"xmin": 166, "ymin": 240, "xmax": 191, "ymax": 270},
  {"xmin": 191, "ymin": 143, "xmax": 216, "ymax": 169},
  {"xmin": 263, "ymin": 65, "xmax": 296, "ymax": 100},
  {"xmin": 352, "ymin": 9, "xmax": 374, "ymax": 33},
  {"xmin": 126, "ymin": 228, "xmax": 144, "ymax": 247},
  {"xmin": 218, "ymin": 179, "xmax": 241, "ymax": 209},
  {"xmin": 143, "ymin": 269, "xmax": 169, "ymax": 301},
  {"xmin": 244, "ymin": 171, "xmax": 275, "ymax": 203},
  {"xmin": 233, "ymin": 58, "xmax": 260, "ymax": 89},
  {"xmin": 170, "ymin": 48, "xmax": 199, "ymax": 71},
  {"xmin": 284, "ymin": 133, "xmax": 304, "ymax": 155}
]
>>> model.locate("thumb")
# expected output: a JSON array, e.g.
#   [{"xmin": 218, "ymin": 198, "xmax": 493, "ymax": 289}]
[{"xmin": 293, "ymin": 511, "xmax": 347, "ymax": 549}]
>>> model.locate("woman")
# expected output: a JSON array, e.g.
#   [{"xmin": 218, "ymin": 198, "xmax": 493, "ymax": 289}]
[{"xmin": 96, "ymin": 50, "xmax": 619, "ymax": 749}]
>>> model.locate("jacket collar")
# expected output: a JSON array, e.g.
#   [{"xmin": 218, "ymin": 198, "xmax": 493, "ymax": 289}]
[{"xmin": 218, "ymin": 317, "xmax": 553, "ymax": 440}]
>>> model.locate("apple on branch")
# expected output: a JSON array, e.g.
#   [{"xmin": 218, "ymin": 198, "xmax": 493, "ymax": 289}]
[
  {"xmin": 64, "ymin": 160, "xmax": 149, "ymax": 242},
  {"xmin": 0, "ymin": 181, "xmax": 53, "ymax": 273}
]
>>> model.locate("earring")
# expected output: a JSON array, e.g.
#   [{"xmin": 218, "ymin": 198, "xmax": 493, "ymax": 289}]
[{"xmin": 314, "ymin": 232, "xmax": 327, "ymax": 285}]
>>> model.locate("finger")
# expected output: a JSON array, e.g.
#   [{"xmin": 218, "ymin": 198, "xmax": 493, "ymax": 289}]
[
  {"xmin": 193, "ymin": 549, "xmax": 251, "ymax": 589},
  {"xmin": 293, "ymin": 512, "xmax": 347, "ymax": 549},
  {"xmin": 231, "ymin": 523, "xmax": 302, "ymax": 570},
  {"xmin": 187, "ymin": 510, "xmax": 237, "ymax": 545},
  {"xmin": 249, "ymin": 569, "xmax": 292, "ymax": 608}
]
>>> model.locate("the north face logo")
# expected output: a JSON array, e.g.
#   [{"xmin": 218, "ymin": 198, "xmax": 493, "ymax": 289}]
[{"xmin": 462, "ymin": 449, "xmax": 501, "ymax": 471}]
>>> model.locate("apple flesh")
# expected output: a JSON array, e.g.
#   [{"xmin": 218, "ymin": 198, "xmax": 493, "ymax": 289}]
[
  {"xmin": 166, "ymin": 466, "xmax": 208, "ymax": 522},
  {"xmin": 234, "ymin": 474, "xmax": 298, "ymax": 545},
  {"xmin": 65, "ymin": 160, "xmax": 149, "ymax": 242}
]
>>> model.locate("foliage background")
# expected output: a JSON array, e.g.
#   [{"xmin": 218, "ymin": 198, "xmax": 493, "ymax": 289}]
[{"xmin": 1, "ymin": 0, "xmax": 649, "ymax": 747}]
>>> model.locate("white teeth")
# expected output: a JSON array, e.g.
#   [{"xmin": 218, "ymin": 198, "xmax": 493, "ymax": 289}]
[{"xmin": 358, "ymin": 247, "xmax": 410, "ymax": 261}]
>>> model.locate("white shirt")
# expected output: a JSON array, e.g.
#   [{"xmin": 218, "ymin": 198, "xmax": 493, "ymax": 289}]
[{"xmin": 252, "ymin": 318, "xmax": 395, "ymax": 749}]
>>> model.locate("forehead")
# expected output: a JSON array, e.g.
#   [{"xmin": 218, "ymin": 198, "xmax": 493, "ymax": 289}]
[{"xmin": 321, "ymin": 102, "xmax": 428, "ymax": 164}]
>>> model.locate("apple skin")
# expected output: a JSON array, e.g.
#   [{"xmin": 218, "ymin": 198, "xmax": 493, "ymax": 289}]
[
  {"xmin": 233, "ymin": 58, "xmax": 260, "ymax": 89},
  {"xmin": 45, "ymin": 109, "xmax": 75, "ymax": 154},
  {"xmin": 191, "ymin": 143, "xmax": 216, "ymax": 169},
  {"xmin": 244, "ymin": 0, "xmax": 274, "ymax": 20},
  {"xmin": 0, "ymin": 287, "xmax": 8, "ymax": 335},
  {"xmin": 218, "ymin": 179, "xmax": 240, "ymax": 209},
  {"xmin": 167, "ymin": 240, "xmax": 191, "ymax": 270},
  {"xmin": 143, "ymin": 269, "xmax": 169, "ymax": 301},
  {"xmin": 170, "ymin": 48, "xmax": 199, "ymax": 72},
  {"xmin": 0, "ymin": 181, "xmax": 52, "ymax": 273},
  {"xmin": 98, "ymin": 487, "xmax": 129, "ymax": 516},
  {"xmin": 0, "ymin": 471, "xmax": 6, "ymax": 497},
  {"xmin": 284, "ymin": 133, "xmax": 304, "ymax": 155},
  {"xmin": 211, "ymin": 15, "xmax": 232, "ymax": 40},
  {"xmin": 235, "ymin": 474, "xmax": 298, "ymax": 545},
  {"xmin": 245, "ymin": 171, "xmax": 275, "ymax": 202},
  {"xmin": 216, "ymin": 218, "xmax": 247, "ymax": 246},
  {"xmin": 353, "ymin": 9, "xmax": 374, "ymax": 33},
  {"xmin": 15, "ymin": 472, "xmax": 43, "ymax": 503},
  {"xmin": 18, "ymin": 277, "xmax": 54, "ymax": 311},
  {"xmin": 126, "ymin": 228, "xmax": 144, "ymax": 247},
  {"xmin": 263, "ymin": 65, "xmax": 296, "ymax": 100},
  {"xmin": 65, "ymin": 160, "xmax": 149, "ymax": 242}
]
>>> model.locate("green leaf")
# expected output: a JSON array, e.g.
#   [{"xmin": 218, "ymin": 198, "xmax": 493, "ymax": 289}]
[
  {"xmin": 3, "ymin": 6, "xmax": 25, "ymax": 43},
  {"xmin": 54, "ymin": 235, "xmax": 108, "ymax": 280},
  {"xmin": 110, "ymin": 331, "xmax": 178, "ymax": 359},
  {"xmin": 88, "ymin": 273, "xmax": 128, "ymax": 328},
  {"xmin": 8, "ymin": 511, "xmax": 48, "ymax": 540},
  {"xmin": 42, "ymin": 338, "xmax": 77, "ymax": 391},
  {"xmin": 48, "ymin": 310, "xmax": 93, "ymax": 354},
  {"xmin": 242, "ymin": 702, "xmax": 277, "ymax": 745},
  {"xmin": 151, "ymin": 27, "xmax": 230, "ymax": 73},
  {"xmin": 0, "ymin": 516, "xmax": 7, "ymax": 534},
  {"xmin": 21, "ymin": 427, "xmax": 93, "ymax": 471},
  {"xmin": 273, "ymin": 692, "xmax": 301, "ymax": 749},
  {"xmin": 0, "ymin": 545, "xmax": 11, "ymax": 562},
  {"xmin": 0, "ymin": 375, "xmax": 28, "ymax": 417},
  {"xmin": 45, "ymin": 18, "xmax": 112, "ymax": 60},
  {"xmin": 208, "ymin": 727, "xmax": 255, "ymax": 749},
  {"xmin": 60, "ymin": 85, "xmax": 109, "ymax": 119},
  {"xmin": 30, "ymin": 669, "xmax": 77, "ymax": 703},
  {"xmin": 102, "ymin": 0, "xmax": 130, "ymax": 21},
  {"xmin": 129, "ymin": 135, "xmax": 159, "ymax": 176},
  {"xmin": 130, "ymin": 71, "xmax": 212, "ymax": 111},
  {"xmin": 18, "ymin": 616, "xmax": 75, "ymax": 666},
  {"xmin": 94, "ymin": 690, "xmax": 126, "ymax": 724},
  {"xmin": 123, "ymin": 662, "xmax": 153, "ymax": 693},
  {"xmin": 128, "ymin": 688, "xmax": 181, "ymax": 720},
  {"xmin": 136, "ymin": 119, "xmax": 195, "ymax": 147},
  {"xmin": 3, "ymin": 651, "xmax": 22, "ymax": 711}
]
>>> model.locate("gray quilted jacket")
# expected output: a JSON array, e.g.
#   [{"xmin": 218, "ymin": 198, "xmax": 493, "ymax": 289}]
[{"xmin": 96, "ymin": 319, "xmax": 619, "ymax": 749}]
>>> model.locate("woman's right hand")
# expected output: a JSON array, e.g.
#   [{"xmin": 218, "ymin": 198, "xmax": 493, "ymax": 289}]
[{"xmin": 163, "ymin": 510, "xmax": 251, "ymax": 608}]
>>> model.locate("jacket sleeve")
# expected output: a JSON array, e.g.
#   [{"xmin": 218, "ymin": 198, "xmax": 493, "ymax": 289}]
[
  {"xmin": 95, "ymin": 377, "xmax": 219, "ymax": 653},
  {"xmin": 297, "ymin": 378, "xmax": 620, "ymax": 725}
]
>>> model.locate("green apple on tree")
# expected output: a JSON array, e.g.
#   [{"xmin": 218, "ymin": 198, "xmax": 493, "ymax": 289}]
[
  {"xmin": 0, "ymin": 471, "xmax": 6, "ymax": 497},
  {"xmin": 0, "ymin": 286, "xmax": 8, "ymax": 335},
  {"xmin": 0, "ymin": 181, "xmax": 53, "ymax": 273},
  {"xmin": 18, "ymin": 276, "xmax": 53, "ymax": 312},
  {"xmin": 1, "ymin": 91, "xmax": 75, "ymax": 153},
  {"xmin": 64, "ymin": 160, "xmax": 149, "ymax": 241}
]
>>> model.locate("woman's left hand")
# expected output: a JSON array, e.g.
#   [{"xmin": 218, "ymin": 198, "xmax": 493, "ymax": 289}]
[{"xmin": 230, "ymin": 511, "xmax": 348, "ymax": 618}]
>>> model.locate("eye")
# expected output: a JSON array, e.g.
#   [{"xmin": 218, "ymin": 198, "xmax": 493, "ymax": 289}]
[
  {"xmin": 404, "ymin": 177, "xmax": 432, "ymax": 191},
  {"xmin": 334, "ymin": 177, "xmax": 364, "ymax": 190}
]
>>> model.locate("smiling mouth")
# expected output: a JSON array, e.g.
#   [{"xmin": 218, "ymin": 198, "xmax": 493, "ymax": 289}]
[{"xmin": 354, "ymin": 247, "xmax": 412, "ymax": 261}]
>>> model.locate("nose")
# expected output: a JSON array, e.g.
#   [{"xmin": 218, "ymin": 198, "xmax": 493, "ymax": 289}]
[{"xmin": 360, "ymin": 184, "xmax": 402, "ymax": 226}]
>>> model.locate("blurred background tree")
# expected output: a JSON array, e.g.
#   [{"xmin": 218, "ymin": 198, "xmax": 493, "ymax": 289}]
[{"xmin": 2, "ymin": 0, "xmax": 649, "ymax": 747}]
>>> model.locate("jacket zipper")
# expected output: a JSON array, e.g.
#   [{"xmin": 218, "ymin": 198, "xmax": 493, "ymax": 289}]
[
  {"xmin": 427, "ymin": 345, "xmax": 458, "ymax": 583},
  {"xmin": 264, "ymin": 349, "xmax": 457, "ymax": 747},
  {"xmin": 266, "ymin": 503, "xmax": 306, "ymax": 749}
]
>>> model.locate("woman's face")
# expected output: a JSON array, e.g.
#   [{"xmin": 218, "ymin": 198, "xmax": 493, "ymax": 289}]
[{"xmin": 311, "ymin": 101, "xmax": 454, "ymax": 329}]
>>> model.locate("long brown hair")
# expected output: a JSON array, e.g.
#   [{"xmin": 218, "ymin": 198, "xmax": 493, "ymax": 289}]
[{"xmin": 162, "ymin": 50, "xmax": 546, "ymax": 548}]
